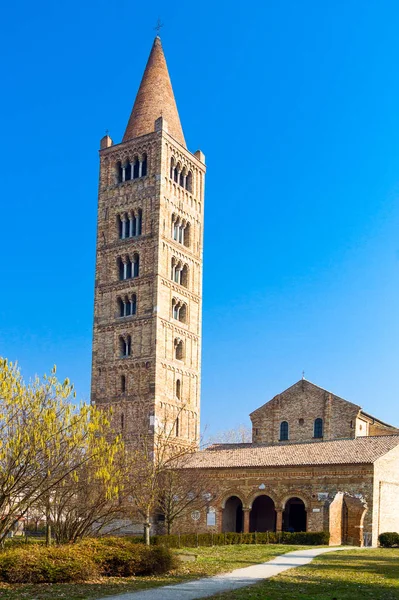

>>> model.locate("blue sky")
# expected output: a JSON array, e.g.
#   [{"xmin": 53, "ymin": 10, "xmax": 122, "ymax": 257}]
[{"xmin": 1, "ymin": 0, "xmax": 398, "ymax": 435}]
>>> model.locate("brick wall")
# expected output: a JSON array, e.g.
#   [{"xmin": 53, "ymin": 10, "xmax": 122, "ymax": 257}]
[
  {"xmin": 91, "ymin": 119, "xmax": 205, "ymax": 448},
  {"xmin": 171, "ymin": 463, "xmax": 374, "ymax": 543},
  {"xmin": 251, "ymin": 380, "xmax": 360, "ymax": 444}
]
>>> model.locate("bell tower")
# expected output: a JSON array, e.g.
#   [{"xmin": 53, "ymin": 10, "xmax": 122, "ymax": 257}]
[{"xmin": 91, "ymin": 37, "xmax": 205, "ymax": 448}]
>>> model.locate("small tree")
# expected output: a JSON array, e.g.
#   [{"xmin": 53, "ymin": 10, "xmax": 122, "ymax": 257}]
[
  {"xmin": 0, "ymin": 358, "xmax": 121, "ymax": 544},
  {"xmin": 157, "ymin": 465, "xmax": 212, "ymax": 534},
  {"xmin": 122, "ymin": 406, "xmax": 199, "ymax": 544},
  {"xmin": 47, "ymin": 440, "xmax": 124, "ymax": 544}
]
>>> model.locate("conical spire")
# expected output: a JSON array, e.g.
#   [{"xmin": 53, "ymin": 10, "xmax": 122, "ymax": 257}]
[{"xmin": 122, "ymin": 37, "xmax": 186, "ymax": 147}]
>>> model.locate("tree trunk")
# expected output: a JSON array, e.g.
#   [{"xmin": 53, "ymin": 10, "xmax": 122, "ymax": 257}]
[
  {"xmin": 144, "ymin": 513, "xmax": 151, "ymax": 546},
  {"xmin": 45, "ymin": 505, "xmax": 51, "ymax": 547}
]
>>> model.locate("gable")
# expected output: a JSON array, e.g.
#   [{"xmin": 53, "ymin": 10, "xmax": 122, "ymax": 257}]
[{"xmin": 250, "ymin": 379, "xmax": 360, "ymax": 419}]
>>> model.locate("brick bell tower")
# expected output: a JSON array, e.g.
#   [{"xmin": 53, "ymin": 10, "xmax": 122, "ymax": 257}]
[{"xmin": 91, "ymin": 36, "xmax": 205, "ymax": 449}]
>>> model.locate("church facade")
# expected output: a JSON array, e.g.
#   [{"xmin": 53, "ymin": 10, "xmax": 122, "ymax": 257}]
[
  {"xmin": 91, "ymin": 37, "xmax": 399, "ymax": 546},
  {"xmin": 182, "ymin": 379, "xmax": 399, "ymax": 547}
]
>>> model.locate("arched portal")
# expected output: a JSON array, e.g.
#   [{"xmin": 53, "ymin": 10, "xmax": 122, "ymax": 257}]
[
  {"xmin": 249, "ymin": 495, "xmax": 276, "ymax": 532},
  {"xmin": 222, "ymin": 496, "xmax": 243, "ymax": 533},
  {"xmin": 283, "ymin": 497, "xmax": 307, "ymax": 532}
]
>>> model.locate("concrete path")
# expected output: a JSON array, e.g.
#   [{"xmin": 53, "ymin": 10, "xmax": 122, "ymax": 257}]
[{"xmin": 100, "ymin": 546, "xmax": 353, "ymax": 600}]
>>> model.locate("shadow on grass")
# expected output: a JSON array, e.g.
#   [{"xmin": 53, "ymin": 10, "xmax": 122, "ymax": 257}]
[{"xmin": 210, "ymin": 574, "xmax": 399, "ymax": 600}]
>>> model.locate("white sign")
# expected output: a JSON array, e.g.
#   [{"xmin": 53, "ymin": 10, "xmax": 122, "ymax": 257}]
[
  {"xmin": 312, "ymin": 508, "xmax": 321, "ymax": 513},
  {"xmin": 191, "ymin": 510, "xmax": 200, "ymax": 521},
  {"xmin": 259, "ymin": 483, "xmax": 266, "ymax": 490}
]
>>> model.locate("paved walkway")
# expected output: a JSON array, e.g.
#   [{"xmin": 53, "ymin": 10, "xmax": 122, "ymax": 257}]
[{"xmin": 101, "ymin": 546, "xmax": 353, "ymax": 600}]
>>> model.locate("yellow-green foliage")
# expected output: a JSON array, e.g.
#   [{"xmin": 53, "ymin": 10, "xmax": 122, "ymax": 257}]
[
  {"xmin": 0, "ymin": 358, "xmax": 123, "ymax": 542},
  {"xmin": 0, "ymin": 539, "xmax": 175, "ymax": 583}
]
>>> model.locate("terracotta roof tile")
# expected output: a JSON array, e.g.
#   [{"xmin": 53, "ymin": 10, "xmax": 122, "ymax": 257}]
[{"xmin": 183, "ymin": 436, "xmax": 399, "ymax": 469}]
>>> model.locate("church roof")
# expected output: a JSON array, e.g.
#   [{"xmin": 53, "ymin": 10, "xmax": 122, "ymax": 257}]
[
  {"xmin": 181, "ymin": 435, "xmax": 399, "ymax": 469},
  {"xmin": 122, "ymin": 37, "xmax": 186, "ymax": 146}
]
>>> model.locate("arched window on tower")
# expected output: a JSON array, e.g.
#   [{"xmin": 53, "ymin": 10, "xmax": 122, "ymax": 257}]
[
  {"xmin": 133, "ymin": 156, "xmax": 140, "ymax": 179},
  {"xmin": 172, "ymin": 299, "xmax": 187, "ymax": 323},
  {"xmin": 118, "ymin": 297, "xmax": 125, "ymax": 317},
  {"xmin": 124, "ymin": 161, "xmax": 132, "ymax": 181},
  {"xmin": 314, "ymin": 418, "xmax": 323, "ymax": 438},
  {"xmin": 174, "ymin": 162, "xmax": 180, "ymax": 183},
  {"xmin": 176, "ymin": 379, "xmax": 181, "ymax": 400},
  {"xmin": 186, "ymin": 171, "xmax": 193, "ymax": 193},
  {"xmin": 172, "ymin": 216, "xmax": 179, "ymax": 241},
  {"xmin": 132, "ymin": 253, "xmax": 140, "ymax": 278},
  {"xmin": 121, "ymin": 375, "xmax": 126, "ymax": 393},
  {"xmin": 175, "ymin": 339, "xmax": 184, "ymax": 361},
  {"xmin": 172, "ymin": 299, "xmax": 179, "ymax": 320},
  {"xmin": 141, "ymin": 153, "xmax": 147, "ymax": 177},
  {"xmin": 183, "ymin": 222, "xmax": 190, "ymax": 247},
  {"xmin": 118, "ymin": 257, "xmax": 125, "ymax": 280},
  {"xmin": 119, "ymin": 335, "xmax": 131, "ymax": 357},
  {"xmin": 175, "ymin": 417, "xmax": 180, "ymax": 437},
  {"xmin": 130, "ymin": 293, "xmax": 137, "ymax": 315},
  {"xmin": 280, "ymin": 421, "xmax": 289, "ymax": 441},
  {"xmin": 181, "ymin": 264, "xmax": 188, "ymax": 288}
]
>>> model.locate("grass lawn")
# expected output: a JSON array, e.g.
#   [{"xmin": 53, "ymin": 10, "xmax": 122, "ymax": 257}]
[
  {"xmin": 0, "ymin": 544, "xmax": 305, "ymax": 600},
  {"xmin": 207, "ymin": 548, "xmax": 399, "ymax": 599}
]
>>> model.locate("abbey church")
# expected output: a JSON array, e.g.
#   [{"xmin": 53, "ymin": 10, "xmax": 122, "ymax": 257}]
[{"xmin": 91, "ymin": 36, "xmax": 399, "ymax": 547}]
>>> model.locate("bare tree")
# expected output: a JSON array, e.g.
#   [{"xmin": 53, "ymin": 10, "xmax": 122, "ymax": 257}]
[
  {"xmin": 157, "ymin": 464, "xmax": 212, "ymax": 534},
  {"xmin": 46, "ymin": 457, "xmax": 125, "ymax": 544},
  {"xmin": 122, "ymin": 405, "xmax": 201, "ymax": 544},
  {"xmin": 205, "ymin": 422, "xmax": 252, "ymax": 446}
]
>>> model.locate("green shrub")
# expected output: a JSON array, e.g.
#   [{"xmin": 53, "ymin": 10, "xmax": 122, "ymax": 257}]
[
  {"xmin": 151, "ymin": 530, "xmax": 329, "ymax": 548},
  {"xmin": 79, "ymin": 538, "xmax": 176, "ymax": 577},
  {"xmin": 378, "ymin": 532, "xmax": 399, "ymax": 548},
  {"xmin": 0, "ymin": 538, "xmax": 175, "ymax": 583},
  {"xmin": 0, "ymin": 546, "xmax": 97, "ymax": 583},
  {"xmin": 141, "ymin": 545, "xmax": 177, "ymax": 574}
]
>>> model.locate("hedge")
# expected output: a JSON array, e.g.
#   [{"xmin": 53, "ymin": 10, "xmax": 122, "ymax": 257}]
[
  {"xmin": 147, "ymin": 531, "xmax": 330, "ymax": 548},
  {"xmin": 378, "ymin": 532, "xmax": 399, "ymax": 548},
  {"xmin": 0, "ymin": 538, "xmax": 175, "ymax": 583}
]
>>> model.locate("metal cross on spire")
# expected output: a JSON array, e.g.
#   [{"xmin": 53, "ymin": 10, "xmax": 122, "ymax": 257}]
[
  {"xmin": 154, "ymin": 18, "xmax": 164, "ymax": 35},
  {"xmin": 302, "ymin": 370, "xmax": 305, "ymax": 380}
]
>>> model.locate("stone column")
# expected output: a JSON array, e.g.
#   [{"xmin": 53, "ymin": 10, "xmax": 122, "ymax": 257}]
[
  {"xmin": 129, "ymin": 214, "xmax": 134, "ymax": 238},
  {"xmin": 122, "ymin": 166, "xmax": 126, "ymax": 182},
  {"xmin": 276, "ymin": 509, "xmax": 283, "ymax": 533},
  {"xmin": 139, "ymin": 160, "xmax": 143, "ymax": 178},
  {"xmin": 122, "ymin": 218, "xmax": 127, "ymax": 239},
  {"xmin": 243, "ymin": 509, "xmax": 250, "ymax": 534}
]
